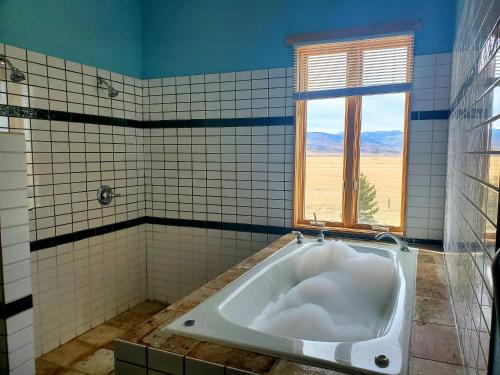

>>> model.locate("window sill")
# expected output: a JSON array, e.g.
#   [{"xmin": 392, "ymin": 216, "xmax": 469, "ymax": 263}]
[{"xmin": 293, "ymin": 222, "xmax": 404, "ymax": 238}]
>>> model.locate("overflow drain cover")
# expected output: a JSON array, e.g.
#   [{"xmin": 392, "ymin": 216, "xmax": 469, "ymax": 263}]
[
  {"xmin": 183, "ymin": 319, "xmax": 196, "ymax": 327},
  {"xmin": 374, "ymin": 354, "xmax": 389, "ymax": 367}
]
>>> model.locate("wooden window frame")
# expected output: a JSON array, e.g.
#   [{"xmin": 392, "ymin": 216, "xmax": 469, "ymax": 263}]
[{"xmin": 293, "ymin": 93, "xmax": 409, "ymax": 235}]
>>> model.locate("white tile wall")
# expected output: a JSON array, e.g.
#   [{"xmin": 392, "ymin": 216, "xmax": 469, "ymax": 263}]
[
  {"xmin": 31, "ymin": 225, "xmax": 147, "ymax": 357},
  {"xmin": 144, "ymin": 124, "xmax": 295, "ymax": 226},
  {"xmin": 1, "ymin": 43, "xmax": 148, "ymax": 242},
  {"xmin": 5, "ymin": 118, "xmax": 147, "ymax": 242},
  {"xmin": 142, "ymin": 68, "xmax": 294, "ymax": 120},
  {"xmin": 406, "ymin": 119, "xmax": 449, "ymax": 239},
  {"xmin": 445, "ymin": 0, "xmax": 499, "ymax": 372},
  {"xmin": 0, "ymin": 133, "xmax": 35, "ymax": 373},
  {"xmin": 411, "ymin": 53, "xmax": 452, "ymax": 111},
  {"xmin": 0, "ymin": 43, "xmax": 144, "ymax": 120},
  {"xmin": 405, "ymin": 53, "xmax": 452, "ymax": 240},
  {"xmin": 146, "ymin": 224, "xmax": 280, "ymax": 303}
]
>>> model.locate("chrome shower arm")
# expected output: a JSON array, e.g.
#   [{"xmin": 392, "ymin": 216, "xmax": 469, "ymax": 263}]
[
  {"xmin": 0, "ymin": 54, "xmax": 26, "ymax": 83},
  {"xmin": 97, "ymin": 76, "xmax": 112, "ymax": 90},
  {"xmin": 97, "ymin": 76, "xmax": 119, "ymax": 97},
  {"xmin": 0, "ymin": 54, "xmax": 15, "ymax": 69}
]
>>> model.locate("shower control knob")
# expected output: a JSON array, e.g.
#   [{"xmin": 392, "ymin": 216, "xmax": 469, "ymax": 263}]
[{"xmin": 97, "ymin": 185, "xmax": 121, "ymax": 205}]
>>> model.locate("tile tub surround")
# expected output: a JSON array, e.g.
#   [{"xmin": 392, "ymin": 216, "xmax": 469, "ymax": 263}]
[
  {"xmin": 114, "ymin": 234, "xmax": 464, "ymax": 375},
  {"xmin": 444, "ymin": 1, "xmax": 500, "ymax": 374},
  {"xmin": 145, "ymin": 224, "xmax": 282, "ymax": 304}
]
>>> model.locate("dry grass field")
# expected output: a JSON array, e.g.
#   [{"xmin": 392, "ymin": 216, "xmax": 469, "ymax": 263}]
[
  {"xmin": 303, "ymin": 154, "xmax": 500, "ymax": 228},
  {"xmin": 490, "ymin": 155, "xmax": 500, "ymax": 187},
  {"xmin": 304, "ymin": 154, "xmax": 403, "ymax": 227}
]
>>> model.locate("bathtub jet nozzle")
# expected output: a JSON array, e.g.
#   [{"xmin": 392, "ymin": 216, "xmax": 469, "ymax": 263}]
[{"xmin": 374, "ymin": 354, "xmax": 390, "ymax": 368}]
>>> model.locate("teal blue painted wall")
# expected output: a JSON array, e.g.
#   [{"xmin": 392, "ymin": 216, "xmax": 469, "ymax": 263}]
[
  {"xmin": 141, "ymin": 0, "xmax": 456, "ymax": 78},
  {"xmin": 0, "ymin": 0, "xmax": 456, "ymax": 78},
  {"xmin": 0, "ymin": 0, "xmax": 142, "ymax": 77}
]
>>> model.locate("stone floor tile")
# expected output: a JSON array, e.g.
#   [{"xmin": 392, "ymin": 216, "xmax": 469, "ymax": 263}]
[
  {"xmin": 70, "ymin": 348, "xmax": 115, "ymax": 375},
  {"xmin": 410, "ymin": 357, "xmax": 465, "ymax": 375},
  {"xmin": 410, "ymin": 322, "xmax": 462, "ymax": 365},
  {"xmin": 414, "ymin": 296, "xmax": 455, "ymax": 326},
  {"xmin": 270, "ymin": 360, "xmax": 344, "ymax": 374},
  {"xmin": 40, "ymin": 339, "xmax": 95, "ymax": 368},
  {"xmin": 128, "ymin": 301, "xmax": 166, "ymax": 316},
  {"xmin": 35, "ymin": 358, "xmax": 64, "ymax": 375},
  {"xmin": 186, "ymin": 341, "xmax": 276, "ymax": 373},
  {"xmin": 105, "ymin": 310, "xmax": 150, "ymax": 331},
  {"xmin": 78, "ymin": 324, "xmax": 125, "ymax": 347}
]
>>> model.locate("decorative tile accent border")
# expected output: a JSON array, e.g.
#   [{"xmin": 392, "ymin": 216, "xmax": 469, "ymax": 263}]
[
  {"xmin": 29, "ymin": 217, "xmax": 146, "ymax": 251},
  {"xmin": 410, "ymin": 110, "xmax": 450, "ymax": 120},
  {"xmin": 0, "ymin": 104, "xmax": 141, "ymax": 127},
  {"xmin": 2, "ymin": 104, "xmax": 448, "ymax": 128},
  {"xmin": 0, "ymin": 295, "xmax": 33, "ymax": 319},
  {"xmin": 29, "ymin": 215, "xmax": 443, "ymax": 253}
]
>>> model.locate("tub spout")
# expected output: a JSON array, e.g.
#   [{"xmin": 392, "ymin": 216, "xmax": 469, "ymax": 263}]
[{"xmin": 375, "ymin": 232, "xmax": 409, "ymax": 251}]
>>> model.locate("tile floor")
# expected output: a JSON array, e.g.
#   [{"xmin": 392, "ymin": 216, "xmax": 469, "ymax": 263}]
[
  {"xmin": 35, "ymin": 301, "xmax": 167, "ymax": 375},
  {"xmin": 409, "ymin": 250, "xmax": 464, "ymax": 375}
]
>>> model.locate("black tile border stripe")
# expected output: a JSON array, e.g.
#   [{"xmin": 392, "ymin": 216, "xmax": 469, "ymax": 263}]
[
  {"xmin": 29, "ymin": 217, "xmax": 145, "ymax": 251},
  {"xmin": 0, "ymin": 105, "xmax": 294, "ymax": 128},
  {"xmin": 410, "ymin": 110, "xmax": 450, "ymax": 120},
  {"xmin": 148, "ymin": 116, "xmax": 295, "ymax": 128},
  {"xmin": 0, "ymin": 295, "xmax": 33, "ymax": 319},
  {"xmin": 0, "ymin": 104, "xmax": 142, "ymax": 128},
  {"xmin": 1, "ymin": 104, "xmax": 449, "ymax": 128},
  {"xmin": 29, "ymin": 215, "xmax": 443, "ymax": 252}
]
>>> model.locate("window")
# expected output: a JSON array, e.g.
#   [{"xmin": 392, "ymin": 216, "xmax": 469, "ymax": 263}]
[{"xmin": 294, "ymin": 35, "xmax": 413, "ymax": 232}]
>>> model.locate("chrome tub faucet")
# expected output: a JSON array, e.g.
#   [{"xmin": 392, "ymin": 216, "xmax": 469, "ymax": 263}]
[{"xmin": 375, "ymin": 232, "xmax": 409, "ymax": 251}]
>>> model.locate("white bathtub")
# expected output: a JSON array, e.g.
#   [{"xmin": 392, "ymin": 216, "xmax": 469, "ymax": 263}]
[{"xmin": 164, "ymin": 237, "xmax": 417, "ymax": 374}]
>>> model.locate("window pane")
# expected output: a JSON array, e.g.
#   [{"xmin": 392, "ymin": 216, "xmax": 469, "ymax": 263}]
[
  {"xmin": 357, "ymin": 93, "xmax": 406, "ymax": 227},
  {"xmin": 304, "ymin": 98, "xmax": 346, "ymax": 223}
]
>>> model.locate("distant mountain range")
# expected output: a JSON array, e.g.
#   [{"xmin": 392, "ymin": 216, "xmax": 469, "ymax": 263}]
[
  {"xmin": 307, "ymin": 131, "xmax": 404, "ymax": 155},
  {"xmin": 306, "ymin": 129, "xmax": 500, "ymax": 155}
]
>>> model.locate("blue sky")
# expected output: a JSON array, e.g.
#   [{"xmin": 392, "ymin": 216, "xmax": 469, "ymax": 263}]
[{"xmin": 306, "ymin": 93, "xmax": 406, "ymax": 133}]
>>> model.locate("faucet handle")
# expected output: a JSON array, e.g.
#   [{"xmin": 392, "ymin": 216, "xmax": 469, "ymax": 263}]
[
  {"xmin": 291, "ymin": 230, "xmax": 304, "ymax": 244},
  {"xmin": 317, "ymin": 229, "xmax": 329, "ymax": 242}
]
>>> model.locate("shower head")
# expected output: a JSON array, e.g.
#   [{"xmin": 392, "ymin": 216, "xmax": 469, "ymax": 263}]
[
  {"xmin": 97, "ymin": 76, "xmax": 119, "ymax": 98},
  {"xmin": 108, "ymin": 87, "xmax": 119, "ymax": 98},
  {"xmin": 9, "ymin": 67, "xmax": 25, "ymax": 83},
  {"xmin": 0, "ymin": 54, "xmax": 26, "ymax": 83}
]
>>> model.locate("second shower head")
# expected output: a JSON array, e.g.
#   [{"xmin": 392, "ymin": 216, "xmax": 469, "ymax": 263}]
[
  {"xmin": 0, "ymin": 54, "xmax": 26, "ymax": 83},
  {"xmin": 97, "ymin": 76, "xmax": 119, "ymax": 98}
]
